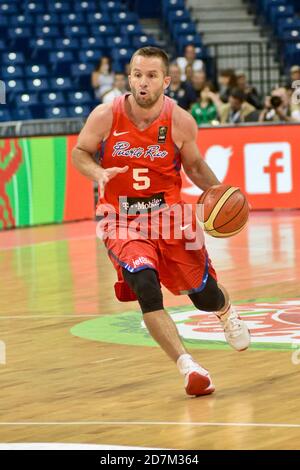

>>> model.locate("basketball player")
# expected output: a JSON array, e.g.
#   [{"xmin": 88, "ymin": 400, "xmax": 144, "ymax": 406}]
[{"xmin": 72, "ymin": 47, "xmax": 250, "ymax": 397}]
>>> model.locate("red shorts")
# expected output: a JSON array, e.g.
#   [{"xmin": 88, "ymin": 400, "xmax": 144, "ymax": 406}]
[{"xmin": 100, "ymin": 203, "xmax": 217, "ymax": 300}]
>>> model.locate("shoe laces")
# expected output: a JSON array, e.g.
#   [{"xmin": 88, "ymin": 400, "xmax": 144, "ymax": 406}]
[{"xmin": 224, "ymin": 311, "xmax": 243, "ymax": 338}]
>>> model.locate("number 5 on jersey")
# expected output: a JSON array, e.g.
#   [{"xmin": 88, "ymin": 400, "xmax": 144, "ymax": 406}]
[{"xmin": 133, "ymin": 168, "xmax": 150, "ymax": 190}]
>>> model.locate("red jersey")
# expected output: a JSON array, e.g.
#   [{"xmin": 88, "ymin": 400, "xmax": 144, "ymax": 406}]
[{"xmin": 98, "ymin": 93, "xmax": 182, "ymax": 215}]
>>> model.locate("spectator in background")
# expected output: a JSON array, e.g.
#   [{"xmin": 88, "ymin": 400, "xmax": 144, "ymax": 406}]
[
  {"xmin": 176, "ymin": 44, "xmax": 204, "ymax": 81},
  {"xmin": 235, "ymin": 70, "xmax": 262, "ymax": 109},
  {"xmin": 259, "ymin": 86, "xmax": 300, "ymax": 123},
  {"xmin": 217, "ymin": 68, "xmax": 237, "ymax": 103},
  {"xmin": 101, "ymin": 73, "xmax": 127, "ymax": 104},
  {"xmin": 220, "ymin": 88, "xmax": 256, "ymax": 124},
  {"xmin": 191, "ymin": 70, "xmax": 207, "ymax": 95},
  {"xmin": 190, "ymin": 83, "xmax": 219, "ymax": 126},
  {"xmin": 165, "ymin": 63, "xmax": 196, "ymax": 110},
  {"xmin": 285, "ymin": 64, "xmax": 300, "ymax": 89},
  {"xmin": 185, "ymin": 64, "xmax": 194, "ymax": 85},
  {"xmin": 91, "ymin": 57, "xmax": 114, "ymax": 101}
]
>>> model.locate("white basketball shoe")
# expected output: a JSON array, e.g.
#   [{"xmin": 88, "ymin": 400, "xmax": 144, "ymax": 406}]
[
  {"xmin": 216, "ymin": 305, "xmax": 251, "ymax": 351},
  {"xmin": 177, "ymin": 354, "xmax": 215, "ymax": 396}
]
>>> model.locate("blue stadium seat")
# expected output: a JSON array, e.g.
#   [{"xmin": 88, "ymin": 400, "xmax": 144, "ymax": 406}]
[
  {"xmin": 100, "ymin": 1, "xmax": 122, "ymax": 13},
  {"xmin": 81, "ymin": 37, "xmax": 106, "ymax": 50},
  {"xmin": 79, "ymin": 49, "xmax": 104, "ymax": 63},
  {"xmin": 61, "ymin": 13, "xmax": 85, "ymax": 24},
  {"xmin": 263, "ymin": 0, "xmax": 287, "ymax": 14},
  {"xmin": 55, "ymin": 38, "xmax": 80, "ymax": 51},
  {"xmin": 282, "ymin": 29, "xmax": 300, "ymax": 41},
  {"xmin": 162, "ymin": 0, "xmax": 185, "ymax": 16},
  {"xmin": 177, "ymin": 34, "xmax": 203, "ymax": 54},
  {"xmin": 285, "ymin": 41, "xmax": 300, "ymax": 65},
  {"xmin": 111, "ymin": 48, "xmax": 134, "ymax": 68},
  {"xmin": 64, "ymin": 25, "xmax": 88, "ymax": 37},
  {"xmin": 41, "ymin": 91, "xmax": 66, "ymax": 106},
  {"xmin": 71, "ymin": 63, "xmax": 95, "ymax": 88},
  {"xmin": 74, "ymin": 1, "xmax": 97, "ymax": 13},
  {"xmin": 49, "ymin": 51, "xmax": 75, "ymax": 75},
  {"xmin": 8, "ymin": 28, "xmax": 31, "ymax": 49},
  {"xmin": 172, "ymin": 22, "xmax": 197, "ymax": 38},
  {"xmin": 12, "ymin": 108, "xmax": 33, "ymax": 121},
  {"xmin": 35, "ymin": 13, "xmax": 60, "ymax": 25},
  {"xmin": 106, "ymin": 35, "xmax": 130, "ymax": 49},
  {"xmin": 67, "ymin": 91, "xmax": 93, "ymax": 105},
  {"xmin": 2, "ymin": 52, "xmax": 25, "ymax": 66},
  {"xmin": 90, "ymin": 24, "xmax": 117, "ymax": 37},
  {"xmin": 30, "ymin": 39, "xmax": 53, "ymax": 61},
  {"xmin": 15, "ymin": 92, "xmax": 39, "ymax": 107},
  {"xmin": 132, "ymin": 35, "xmax": 157, "ymax": 48},
  {"xmin": 26, "ymin": 78, "xmax": 50, "ymax": 92},
  {"xmin": 0, "ymin": 109, "xmax": 12, "ymax": 122},
  {"xmin": 6, "ymin": 79, "xmax": 26, "ymax": 96},
  {"xmin": 10, "ymin": 14, "xmax": 34, "ymax": 27},
  {"xmin": 23, "ymin": 2, "xmax": 46, "ymax": 14},
  {"xmin": 112, "ymin": 12, "xmax": 139, "ymax": 24},
  {"xmin": 120, "ymin": 24, "xmax": 143, "ymax": 36},
  {"xmin": 26, "ymin": 64, "xmax": 48, "ymax": 78},
  {"xmin": 87, "ymin": 12, "xmax": 111, "ymax": 25},
  {"xmin": 50, "ymin": 77, "xmax": 73, "ymax": 91},
  {"xmin": 0, "ymin": 2, "xmax": 19, "ymax": 14},
  {"xmin": 1, "ymin": 65, "xmax": 24, "ymax": 80},
  {"xmin": 67, "ymin": 105, "xmax": 91, "ymax": 117},
  {"xmin": 279, "ymin": 19, "xmax": 300, "ymax": 36},
  {"xmin": 270, "ymin": 5, "xmax": 294, "ymax": 26},
  {"xmin": 35, "ymin": 26, "xmax": 60, "ymax": 38},
  {"xmin": 276, "ymin": 16, "xmax": 296, "ymax": 35},
  {"xmin": 45, "ymin": 106, "xmax": 68, "ymax": 119},
  {"xmin": 48, "ymin": 2, "xmax": 71, "ymax": 14},
  {"xmin": 167, "ymin": 9, "xmax": 191, "ymax": 28}
]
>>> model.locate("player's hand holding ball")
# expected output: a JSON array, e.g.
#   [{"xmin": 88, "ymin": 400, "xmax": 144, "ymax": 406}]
[{"xmin": 196, "ymin": 184, "xmax": 249, "ymax": 238}]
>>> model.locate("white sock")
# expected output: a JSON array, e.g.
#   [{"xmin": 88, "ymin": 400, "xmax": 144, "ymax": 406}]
[{"xmin": 176, "ymin": 354, "xmax": 193, "ymax": 375}]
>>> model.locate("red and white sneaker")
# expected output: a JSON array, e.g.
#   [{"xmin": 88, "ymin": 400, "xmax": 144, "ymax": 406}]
[
  {"xmin": 177, "ymin": 355, "xmax": 215, "ymax": 397},
  {"xmin": 217, "ymin": 305, "xmax": 251, "ymax": 352}
]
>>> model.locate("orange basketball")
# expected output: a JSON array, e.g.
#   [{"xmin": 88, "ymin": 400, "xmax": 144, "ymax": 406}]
[{"xmin": 196, "ymin": 184, "xmax": 249, "ymax": 238}]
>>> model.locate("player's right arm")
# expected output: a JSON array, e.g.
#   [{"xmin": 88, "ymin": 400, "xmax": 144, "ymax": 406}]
[{"xmin": 72, "ymin": 103, "xmax": 128, "ymax": 197}]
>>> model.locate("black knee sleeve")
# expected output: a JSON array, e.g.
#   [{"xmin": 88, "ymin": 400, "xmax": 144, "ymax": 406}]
[
  {"xmin": 189, "ymin": 274, "xmax": 225, "ymax": 312},
  {"xmin": 122, "ymin": 268, "xmax": 164, "ymax": 314}
]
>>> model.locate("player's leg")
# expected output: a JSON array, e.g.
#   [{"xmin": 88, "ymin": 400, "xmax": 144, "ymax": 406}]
[
  {"xmin": 189, "ymin": 276, "xmax": 251, "ymax": 351},
  {"xmin": 123, "ymin": 267, "xmax": 215, "ymax": 396},
  {"xmin": 122, "ymin": 267, "xmax": 186, "ymax": 362}
]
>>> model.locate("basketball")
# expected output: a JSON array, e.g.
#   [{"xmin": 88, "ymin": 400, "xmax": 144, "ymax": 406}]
[{"xmin": 196, "ymin": 185, "xmax": 249, "ymax": 238}]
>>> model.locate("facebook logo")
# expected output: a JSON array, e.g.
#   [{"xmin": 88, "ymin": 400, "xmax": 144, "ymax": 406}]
[{"xmin": 244, "ymin": 143, "xmax": 292, "ymax": 194}]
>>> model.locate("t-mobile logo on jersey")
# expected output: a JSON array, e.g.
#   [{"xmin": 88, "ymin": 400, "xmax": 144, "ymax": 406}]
[{"xmin": 244, "ymin": 142, "xmax": 292, "ymax": 194}]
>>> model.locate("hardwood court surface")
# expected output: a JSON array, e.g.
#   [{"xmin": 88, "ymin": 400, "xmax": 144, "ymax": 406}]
[{"xmin": 0, "ymin": 211, "xmax": 299, "ymax": 449}]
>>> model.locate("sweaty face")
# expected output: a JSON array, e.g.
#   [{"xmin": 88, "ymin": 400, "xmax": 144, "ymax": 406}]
[{"xmin": 129, "ymin": 56, "xmax": 170, "ymax": 109}]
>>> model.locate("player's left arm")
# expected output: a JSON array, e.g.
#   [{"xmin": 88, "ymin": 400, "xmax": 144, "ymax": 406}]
[{"xmin": 173, "ymin": 105, "xmax": 220, "ymax": 191}]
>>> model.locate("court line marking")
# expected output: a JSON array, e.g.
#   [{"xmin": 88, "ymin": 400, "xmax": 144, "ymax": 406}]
[
  {"xmin": 0, "ymin": 315, "xmax": 103, "ymax": 319},
  {"xmin": 0, "ymin": 421, "xmax": 299, "ymax": 429}
]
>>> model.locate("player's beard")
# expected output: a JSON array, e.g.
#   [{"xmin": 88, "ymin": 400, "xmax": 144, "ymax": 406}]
[{"xmin": 131, "ymin": 87, "xmax": 162, "ymax": 109}]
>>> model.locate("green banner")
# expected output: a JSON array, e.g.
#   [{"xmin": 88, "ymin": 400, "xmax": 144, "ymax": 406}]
[{"xmin": 0, "ymin": 136, "xmax": 94, "ymax": 230}]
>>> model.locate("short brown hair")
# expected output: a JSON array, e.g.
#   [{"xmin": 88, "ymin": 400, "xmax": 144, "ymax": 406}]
[{"xmin": 130, "ymin": 47, "xmax": 169, "ymax": 75}]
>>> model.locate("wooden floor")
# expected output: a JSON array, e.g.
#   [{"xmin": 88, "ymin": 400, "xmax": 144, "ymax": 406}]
[{"xmin": 0, "ymin": 211, "xmax": 300, "ymax": 450}]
